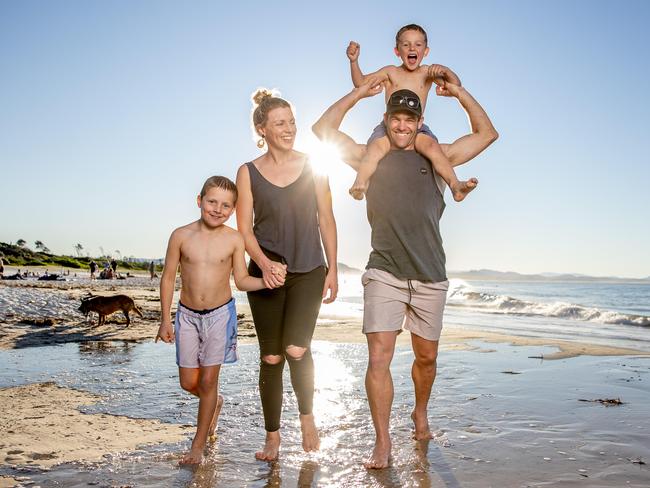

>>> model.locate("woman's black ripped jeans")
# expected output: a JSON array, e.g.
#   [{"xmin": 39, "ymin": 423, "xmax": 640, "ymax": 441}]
[{"xmin": 247, "ymin": 258, "xmax": 326, "ymax": 432}]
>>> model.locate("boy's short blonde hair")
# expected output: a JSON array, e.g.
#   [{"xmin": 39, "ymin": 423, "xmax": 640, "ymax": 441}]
[
  {"xmin": 200, "ymin": 176, "xmax": 238, "ymax": 202},
  {"xmin": 395, "ymin": 24, "xmax": 428, "ymax": 46}
]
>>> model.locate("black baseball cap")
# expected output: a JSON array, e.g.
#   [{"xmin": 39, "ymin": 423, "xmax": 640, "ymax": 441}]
[{"xmin": 386, "ymin": 89, "xmax": 422, "ymax": 118}]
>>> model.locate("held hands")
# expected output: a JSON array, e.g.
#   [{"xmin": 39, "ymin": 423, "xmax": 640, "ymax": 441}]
[
  {"xmin": 322, "ymin": 269, "xmax": 338, "ymax": 304},
  {"xmin": 435, "ymin": 81, "xmax": 463, "ymax": 98},
  {"xmin": 262, "ymin": 260, "xmax": 287, "ymax": 289},
  {"xmin": 429, "ymin": 64, "xmax": 463, "ymax": 98},
  {"xmin": 346, "ymin": 41, "xmax": 360, "ymax": 62},
  {"xmin": 355, "ymin": 75, "xmax": 384, "ymax": 99},
  {"xmin": 155, "ymin": 322, "xmax": 174, "ymax": 344}
]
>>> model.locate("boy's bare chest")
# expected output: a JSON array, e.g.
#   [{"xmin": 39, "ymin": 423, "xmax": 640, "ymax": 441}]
[
  {"xmin": 181, "ymin": 238, "xmax": 233, "ymax": 267},
  {"xmin": 386, "ymin": 71, "xmax": 431, "ymax": 103}
]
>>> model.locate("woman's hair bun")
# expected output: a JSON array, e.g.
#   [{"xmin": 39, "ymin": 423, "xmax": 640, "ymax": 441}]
[{"xmin": 252, "ymin": 89, "xmax": 274, "ymax": 107}]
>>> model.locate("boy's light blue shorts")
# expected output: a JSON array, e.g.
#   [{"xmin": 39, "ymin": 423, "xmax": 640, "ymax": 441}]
[{"xmin": 174, "ymin": 298, "xmax": 238, "ymax": 368}]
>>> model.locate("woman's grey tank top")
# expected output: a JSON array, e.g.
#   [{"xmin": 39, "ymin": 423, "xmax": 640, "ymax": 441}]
[{"xmin": 246, "ymin": 161, "xmax": 326, "ymax": 273}]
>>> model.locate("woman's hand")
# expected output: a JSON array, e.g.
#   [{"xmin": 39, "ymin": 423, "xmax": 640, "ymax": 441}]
[
  {"xmin": 321, "ymin": 269, "xmax": 338, "ymax": 304},
  {"xmin": 262, "ymin": 260, "xmax": 287, "ymax": 289}
]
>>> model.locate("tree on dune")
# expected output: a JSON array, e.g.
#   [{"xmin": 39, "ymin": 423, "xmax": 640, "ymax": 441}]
[
  {"xmin": 16, "ymin": 239, "xmax": 26, "ymax": 248},
  {"xmin": 75, "ymin": 243, "xmax": 84, "ymax": 256},
  {"xmin": 34, "ymin": 240, "xmax": 50, "ymax": 253}
]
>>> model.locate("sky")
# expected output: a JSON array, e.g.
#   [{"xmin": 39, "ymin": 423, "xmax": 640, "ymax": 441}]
[{"xmin": 1, "ymin": 0, "xmax": 649, "ymax": 278}]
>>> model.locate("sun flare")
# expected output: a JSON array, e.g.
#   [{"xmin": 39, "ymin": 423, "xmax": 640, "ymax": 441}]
[{"xmin": 300, "ymin": 135, "xmax": 350, "ymax": 182}]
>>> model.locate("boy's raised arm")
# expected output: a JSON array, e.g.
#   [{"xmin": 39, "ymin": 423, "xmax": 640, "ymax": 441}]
[
  {"xmin": 156, "ymin": 230, "xmax": 181, "ymax": 343},
  {"xmin": 347, "ymin": 41, "xmax": 389, "ymax": 87}
]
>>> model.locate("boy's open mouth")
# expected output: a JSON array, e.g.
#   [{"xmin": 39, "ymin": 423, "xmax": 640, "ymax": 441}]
[{"xmin": 407, "ymin": 54, "xmax": 417, "ymax": 62}]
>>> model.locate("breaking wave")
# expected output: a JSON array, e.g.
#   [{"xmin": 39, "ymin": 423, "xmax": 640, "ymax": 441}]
[{"xmin": 447, "ymin": 284, "xmax": 650, "ymax": 327}]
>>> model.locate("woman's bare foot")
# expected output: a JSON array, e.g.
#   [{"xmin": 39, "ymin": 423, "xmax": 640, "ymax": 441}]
[
  {"xmin": 180, "ymin": 444, "xmax": 204, "ymax": 465},
  {"xmin": 349, "ymin": 178, "xmax": 369, "ymax": 200},
  {"xmin": 300, "ymin": 413, "xmax": 320, "ymax": 452},
  {"xmin": 255, "ymin": 430, "xmax": 281, "ymax": 461},
  {"xmin": 208, "ymin": 394, "xmax": 224, "ymax": 443},
  {"xmin": 411, "ymin": 411, "xmax": 434, "ymax": 440},
  {"xmin": 451, "ymin": 178, "xmax": 478, "ymax": 202},
  {"xmin": 363, "ymin": 440, "xmax": 391, "ymax": 469}
]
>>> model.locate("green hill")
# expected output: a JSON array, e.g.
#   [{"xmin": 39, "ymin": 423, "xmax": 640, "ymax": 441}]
[{"xmin": 0, "ymin": 242, "xmax": 156, "ymax": 272}]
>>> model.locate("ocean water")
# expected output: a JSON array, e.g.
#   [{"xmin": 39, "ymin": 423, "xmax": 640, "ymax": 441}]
[
  {"xmin": 312, "ymin": 276, "xmax": 650, "ymax": 352},
  {"xmin": 1, "ymin": 341, "xmax": 649, "ymax": 487}
]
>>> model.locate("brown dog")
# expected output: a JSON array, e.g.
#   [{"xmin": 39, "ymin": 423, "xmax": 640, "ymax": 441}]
[{"xmin": 79, "ymin": 294, "xmax": 143, "ymax": 326}]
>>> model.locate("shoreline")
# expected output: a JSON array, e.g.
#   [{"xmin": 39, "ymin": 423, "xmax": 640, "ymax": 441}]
[{"xmin": 1, "ymin": 278, "xmax": 649, "ymax": 360}]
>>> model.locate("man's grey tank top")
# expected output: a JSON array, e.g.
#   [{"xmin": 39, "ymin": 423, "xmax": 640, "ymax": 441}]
[
  {"xmin": 247, "ymin": 161, "xmax": 326, "ymax": 273},
  {"xmin": 365, "ymin": 150, "xmax": 447, "ymax": 282}
]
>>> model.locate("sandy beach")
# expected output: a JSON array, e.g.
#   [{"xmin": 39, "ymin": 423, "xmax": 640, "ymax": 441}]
[
  {"xmin": 0, "ymin": 382, "xmax": 191, "ymax": 469},
  {"xmin": 1, "ymin": 270, "xmax": 649, "ymax": 486}
]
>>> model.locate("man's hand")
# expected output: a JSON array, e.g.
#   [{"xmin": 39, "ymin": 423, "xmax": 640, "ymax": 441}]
[
  {"xmin": 347, "ymin": 41, "xmax": 360, "ymax": 62},
  {"xmin": 355, "ymin": 75, "xmax": 384, "ymax": 99},
  {"xmin": 428, "ymin": 64, "xmax": 462, "ymax": 87},
  {"xmin": 155, "ymin": 322, "xmax": 174, "ymax": 344},
  {"xmin": 436, "ymin": 81, "xmax": 463, "ymax": 98},
  {"xmin": 321, "ymin": 269, "xmax": 338, "ymax": 304}
]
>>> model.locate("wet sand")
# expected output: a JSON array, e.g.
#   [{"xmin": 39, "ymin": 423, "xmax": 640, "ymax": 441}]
[{"xmin": 0, "ymin": 382, "xmax": 191, "ymax": 469}]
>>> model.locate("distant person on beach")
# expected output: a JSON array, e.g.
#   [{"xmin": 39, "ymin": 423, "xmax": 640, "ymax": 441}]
[
  {"xmin": 236, "ymin": 88, "xmax": 338, "ymax": 461},
  {"xmin": 149, "ymin": 260, "xmax": 155, "ymax": 280},
  {"xmin": 89, "ymin": 260, "xmax": 97, "ymax": 280},
  {"xmin": 0, "ymin": 256, "xmax": 4, "ymax": 278},
  {"xmin": 313, "ymin": 76, "xmax": 497, "ymax": 468},
  {"xmin": 110, "ymin": 258, "xmax": 117, "ymax": 274},
  {"xmin": 155, "ymin": 175, "xmax": 270, "ymax": 465},
  {"xmin": 346, "ymin": 24, "xmax": 477, "ymax": 202}
]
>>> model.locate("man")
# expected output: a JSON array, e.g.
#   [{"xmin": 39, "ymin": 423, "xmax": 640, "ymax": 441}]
[
  {"xmin": 89, "ymin": 260, "xmax": 97, "ymax": 280},
  {"xmin": 312, "ymin": 76, "xmax": 498, "ymax": 469}
]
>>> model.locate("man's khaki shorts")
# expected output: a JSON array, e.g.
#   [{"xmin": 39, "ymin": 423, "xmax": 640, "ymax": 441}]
[{"xmin": 362, "ymin": 268, "xmax": 449, "ymax": 341}]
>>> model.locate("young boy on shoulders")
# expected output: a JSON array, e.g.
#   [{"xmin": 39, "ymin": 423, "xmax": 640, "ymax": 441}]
[
  {"xmin": 156, "ymin": 175, "xmax": 285, "ymax": 464},
  {"xmin": 346, "ymin": 23, "xmax": 478, "ymax": 201}
]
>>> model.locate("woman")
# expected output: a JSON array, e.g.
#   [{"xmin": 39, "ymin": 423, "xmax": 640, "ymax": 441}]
[{"xmin": 236, "ymin": 89, "xmax": 338, "ymax": 461}]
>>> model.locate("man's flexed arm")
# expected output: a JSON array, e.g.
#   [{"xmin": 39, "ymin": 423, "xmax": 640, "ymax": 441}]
[
  {"xmin": 312, "ymin": 77, "xmax": 384, "ymax": 171},
  {"xmin": 438, "ymin": 84, "xmax": 499, "ymax": 167}
]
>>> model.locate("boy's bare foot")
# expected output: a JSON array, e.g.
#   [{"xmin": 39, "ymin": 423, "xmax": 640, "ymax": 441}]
[
  {"xmin": 411, "ymin": 411, "xmax": 434, "ymax": 440},
  {"xmin": 451, "ymin": 178, "xmax": 478, "ymax": 202},
  {"xmin": 208, "ymin": 394, "xmax": 224, "ymax": 443},
  {"xmin": 363, "ymin": 440, "xmax": 391, "ymax": 469},
  {"xmin": 300, "ymin": 413, "xmax": 320, "ymax": 452},
  {"xmin": 255, "ymin": 430, "xmax": 281, "ymax": 461},
  {"xmin": 180, "ymin": 445, "xmax": 204, "ymax": 465},
  {"xmin": 349, "ymin": 178, "xmax": 369, "ymax": 200}
]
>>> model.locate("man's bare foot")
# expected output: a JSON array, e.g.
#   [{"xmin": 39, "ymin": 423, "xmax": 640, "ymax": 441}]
[
  {"xmin": 363, "ymin": 441, "xmax": 391, "ymax": 469},
  {"xmin": 180, "ymin": 445, "xmax": 204, "ymax": 465},
  {"xmin": 349, "ymin": 178, "xmax": 368, "ymax": 200},
  {"xmin": 451, "ymin": 178, "xmax": 478, "ymax": 202},
  {"xmin": 208, "ymin": 394, "xmax": 224, "ymax": 444},
  {"xmin": 299, "ymin": 413, "xmax": 320, "ymax": 452},
  {"xmin": 255, "ymin": 430, "xmax": 281, "ymax": 461},
  {"xmin": 411, "ymin": 411, "xmax": 434, "ymax": 440}
]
